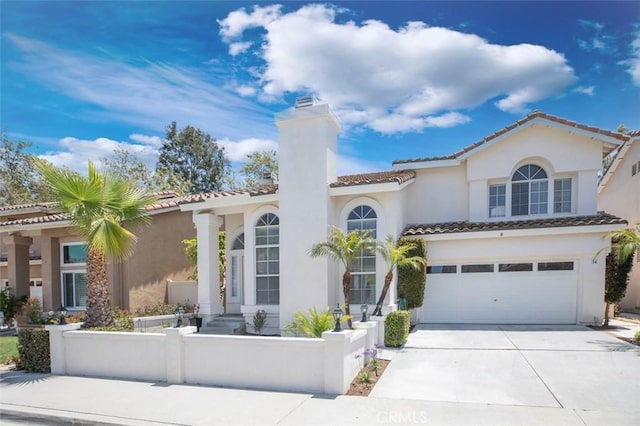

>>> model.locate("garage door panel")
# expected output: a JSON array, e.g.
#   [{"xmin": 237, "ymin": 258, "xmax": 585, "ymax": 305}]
[{"xmin": 420, "ymin": 268, "xmax": 578, "ymax": 324}]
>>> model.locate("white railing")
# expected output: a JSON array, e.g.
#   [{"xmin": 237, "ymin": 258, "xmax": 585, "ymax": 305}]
[{"xmin": 46, "ymin": 321, "xmax": 377, "ymax": 395}]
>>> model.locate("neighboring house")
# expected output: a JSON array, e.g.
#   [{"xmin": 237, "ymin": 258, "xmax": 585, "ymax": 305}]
[
  {"xmin": 598, "ymin": 130, "xmax": 640, "ymax": 313},
  {"xmin": 0, "ymin": 192, "xmax": 195, "ymax": 312},
  {"xmin": 180, "ymin": 99, "xmax": 628, "ymax": 332}
]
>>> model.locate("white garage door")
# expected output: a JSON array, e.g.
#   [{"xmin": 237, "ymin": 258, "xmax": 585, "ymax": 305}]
[{"xmin": 419, "ymin": 261, "xmax": 578, "ymax": 324}]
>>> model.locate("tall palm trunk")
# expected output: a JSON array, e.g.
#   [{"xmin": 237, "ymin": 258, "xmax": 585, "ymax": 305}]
[
  {"xmin": 85, "ymin": 249, "xmax": 114, "ymax": 328},
  {"xmin": 373, "ymin": 271, "xmax": 394, "ymax": 316},
  {"xmin": 342, "ymin": 271, "xmax": 353, "ymax": 329},
  {"xmin": 603, "ymin": 302, "xmax": 611, "ymax": 327}
]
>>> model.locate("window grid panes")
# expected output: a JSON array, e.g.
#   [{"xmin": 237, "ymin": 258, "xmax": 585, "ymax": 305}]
[
  {"xmin": 498, "ymin": 263, "xmax": 533, "ymax": 272},
  {"xmin": 489, "ymin": 184, "xmax": 506, "ymax": 217},
  {"xmin": 511, "ymin": 165, "xmax": 548, "ymax": 216},
  {"xmin": 255, "ymin": 214, "xmax": 279, "ymax": 305},
  {"xmin": 63, "ymin": 272, "xmax": 87, "ymax": 308},
  {"xmin": 347, "ymin": 205, "xmax": 377, "ymax": 304},
  {"xmin": 231, "ymin": 233, "xmax": 244, "ymax": 250},
  {"xmin": 538, "ymin": 262, "xmax": 574, "ymax": 271},
  {"xmin": 553, "ymin": 178, "xmax": 572, "ymax": 213}
]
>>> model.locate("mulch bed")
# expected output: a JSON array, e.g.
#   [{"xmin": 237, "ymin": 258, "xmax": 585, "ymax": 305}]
[{"xmin": 346, "ymin": 358, "xmax": 391, "ymax": 397}]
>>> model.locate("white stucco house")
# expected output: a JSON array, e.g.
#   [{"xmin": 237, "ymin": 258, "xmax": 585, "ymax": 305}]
[
  {"xmin": 598, "ymin": 130, "xmax": 640, "ymax": 313},
  {"xmin": 180, "ymin": 99, "xmax": 628, "ymax": 332}
]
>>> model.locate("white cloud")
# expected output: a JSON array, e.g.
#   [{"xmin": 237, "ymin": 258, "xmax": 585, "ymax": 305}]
[
  {"xmin": 229, "ymin": 41, "xmax": 253, "ymax": 56},
  {"xmin": 219, "ymin": 4, "xmax": 576, "ymax": 132},
  {"xmin": 337, "ymin": 155, "xmax": 389, "ymax": 176},
  {"xmin": 574, "ymin": 85, "xmax": 595, "ymax": 96},
  {"xmin": 620, "ymin": 31, "xmax": 640, "ymax": 86},
  {"xmin": 235, "ymin": 84, "xmax": 257, "ymax": 97},
  {"xmin": 218, "ymin": 138, "xmax": 278, "ymax": 162},
  {"xmin": 38, "ymin": 134, "xmax": 160, "ymax": 173},
  {"xmin": 5, "ymin": 33, "xmax": 276, "ymax": 142}
]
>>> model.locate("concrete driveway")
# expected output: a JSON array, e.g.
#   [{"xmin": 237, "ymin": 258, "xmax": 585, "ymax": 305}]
[{"xmin": 372, "ymin": 324, "xmax": 640, "ymax": 423}]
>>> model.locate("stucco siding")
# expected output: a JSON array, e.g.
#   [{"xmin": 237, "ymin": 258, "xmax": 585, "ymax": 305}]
[{"xmin": 403, "ymin": 166, "xmax": 468, "ymax": 224}]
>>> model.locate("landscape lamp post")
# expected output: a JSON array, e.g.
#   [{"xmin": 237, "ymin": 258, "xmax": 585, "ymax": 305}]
[
  {"xmin": 360, "ymin": 304, "xmax": 368, "ymax": 322},
  {"xmin": 174, "ymin": 306, "xmax": 185, "ymax": 327},
  {"xmin": 56, "ymin": 304, "xmax": 67, "ymax": 325},
  {"xmin": 332, "ymin": 305, "xmax": 343, "ymax": 332}
]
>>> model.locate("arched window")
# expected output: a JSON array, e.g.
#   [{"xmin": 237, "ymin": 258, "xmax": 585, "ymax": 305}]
[
  {"xmin": 347, "ymin": 206, "xmax": 376, "ymax": 304},
  {"xmin": 511, "ymin": 164, "xmax": 548, "ymax": 216},
  {"xmin": 255, "ymin": 214, "xmax": 279, "ymax": 305},
  {"xmin": 231, "ymin": 233, "xmax": 244, "ymax": 250},
  {"xmin": 229, "ymin": 233, "xmax": 244, "ymax": 300}
]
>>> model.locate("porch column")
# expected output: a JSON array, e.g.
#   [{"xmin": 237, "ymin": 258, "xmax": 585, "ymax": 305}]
[
  {"xmin": 4, "ymin": 234, "xmax": 32, "ymax": 299},
  {"xmin": 193, "ymin": 213, "xmax": 224, "ymax": 318},
  {"xmin": 41, "ymin": 234, "xmax": 60, "ymax": 311}
]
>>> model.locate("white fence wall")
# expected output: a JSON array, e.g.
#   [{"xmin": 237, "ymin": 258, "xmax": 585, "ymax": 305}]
[{"xmin": 46, "ymin": 322, "xmax": 375, "ymax": 395}]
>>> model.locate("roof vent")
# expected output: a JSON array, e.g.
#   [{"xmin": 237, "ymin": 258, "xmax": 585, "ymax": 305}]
[{"xmin": 295, "ymin": 96, "xmax": 318, "ymax": 109}]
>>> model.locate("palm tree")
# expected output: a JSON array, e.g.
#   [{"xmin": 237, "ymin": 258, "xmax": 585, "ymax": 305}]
[
  {"xmin": 372, "ymin": 236, "xmax": 426, "ymax": 316},
  {"xmin": 602, "ymin": 224, "xmax": 640, "ymax": 326},
  {"xmin": 309, "ymin": 226, "xmax": 374, "ymax": 329},
  {"xmin": 38, "ymin": 161, "xmax": 157, "ymax": 327}
]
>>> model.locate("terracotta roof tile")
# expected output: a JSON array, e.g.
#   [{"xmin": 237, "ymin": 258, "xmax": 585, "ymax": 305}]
[
  {"xmin": 394, "ymin": 111, "xmax": 629, "ymax": 165},
  {"xmin": 0, "ymin": 213, "xmax": 69, "ymax": 227},
  {"xmin": 330, "ymin": 170, "xmax": 416, "ymax": 188},
  {"xmin": 177, "ymin": 185, "xmax": 278, "ymax": 205},
  {"xmin": 402, "ymin": 213, "xmax": 626, "ymax": 236},
  {"xmin": 0, "ymin": 202, "xmax": 56, "ymax": 212}
]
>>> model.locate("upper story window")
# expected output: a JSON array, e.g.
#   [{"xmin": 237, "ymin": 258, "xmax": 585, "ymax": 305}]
[
  {"xmin": 255, "ymin": 213, "xmax": 279, "ymax": 305},
  {"xmin": 489, "ymin": 184, "xmax": 506, "ymax": 217},
  {"xmin": 511, "ymin": 164, "xmax": 548, "ymax": 216},
  {"xmin": 553, "ymin": 178, "xmax": 572, "ymax": 213},
  {"xmin": 347, "ymin": 205, "xmax": 377, "ymax": 305},
  {"xmin": 62, "ymin": 243, "xmax": 88, "ymax": 265}
]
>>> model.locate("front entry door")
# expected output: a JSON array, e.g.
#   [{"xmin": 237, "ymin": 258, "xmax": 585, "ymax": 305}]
[{"xmin": 227, "ymin": 252, "xmax": 244, "ymax": 314}]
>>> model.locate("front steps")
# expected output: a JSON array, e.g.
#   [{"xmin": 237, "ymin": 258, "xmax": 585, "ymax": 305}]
[{"xmin": 198, "ymin": 314, "xmax": 245, "ymax": 335}]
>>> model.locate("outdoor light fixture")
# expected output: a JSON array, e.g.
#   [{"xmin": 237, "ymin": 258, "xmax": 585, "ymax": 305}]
[
  {"xmin": 174, "ymin": 306, "xmax": 185, "ymax": 327},
  {"xmin": 55, "ymin": 305, "xmax": 67, "ymax": 325},
  {"xmin": 332, "ymin": 305, "xmax": 343, "ymax": 332},
  {"xmin": 360, "ymin": 304, "xmax": 368, "ymax": 322}
]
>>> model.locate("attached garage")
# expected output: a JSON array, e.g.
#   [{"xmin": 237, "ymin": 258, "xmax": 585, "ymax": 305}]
[
  {"xmin": 403, "ymin": 214, "xmax": 627, "ymax": 325},
  {"xmin": 419, "ymin": 261, "xmax": 578, "ymax": 324}
]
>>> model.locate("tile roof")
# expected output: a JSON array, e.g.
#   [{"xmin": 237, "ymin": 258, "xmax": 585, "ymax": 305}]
[
  {"xmin": 177, "ymin": 185, "xmax": 279, "ymax": 205},
  {"xmin": 402, "ymin": 213, "xmax": 626, "ymax": 236},
  {"xmin": 0, "ymin": 202, "xmax": 56, "ymax": 212},
  {"xmin": 0, "ymin": 213, "xmax": 69, "ymax": 228},
  {"xmin": 330, "ymin": 170, "xmax": 416, "ymax": 188},
  {"xmin": 394, "ymin": 111, "xmax": 630, "ymax": 165}
]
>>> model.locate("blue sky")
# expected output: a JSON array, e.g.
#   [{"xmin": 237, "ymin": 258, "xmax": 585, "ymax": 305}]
[{"xmin": 2, "ymin": 1, "xmax": 639, "ymax": 177}]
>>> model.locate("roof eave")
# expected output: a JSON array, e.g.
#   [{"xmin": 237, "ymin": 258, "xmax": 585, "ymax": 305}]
[{"xmin": 329, "ymin": 178, "xmax": 414, "ymax": 196}]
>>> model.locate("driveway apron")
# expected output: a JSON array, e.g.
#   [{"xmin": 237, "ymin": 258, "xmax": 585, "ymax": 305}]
[{"xmin": 370, "ymin": 324, "xmax": 640, "ymax": 413}]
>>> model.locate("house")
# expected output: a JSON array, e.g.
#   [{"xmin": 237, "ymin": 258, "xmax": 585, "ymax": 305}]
[
  {"xmin": 180, "ymin": 99, "xmax": 628, "ymax": 332},
  {"xmin": 598, "ymin": 130, "xmax": 640, "ymax": 313},
  {"xmin": 0, "ymin": 192, "xmax": 195, "ymax": 313}
]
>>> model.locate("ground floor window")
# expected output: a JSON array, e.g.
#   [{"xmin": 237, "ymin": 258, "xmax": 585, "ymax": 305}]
[
  {"xmin": 62, "ymin": 271, "xmax": 87, "ymax": 308},
  {"xmin": 350, "ymin": 274, "xmax": 375, "ymax": 304}
]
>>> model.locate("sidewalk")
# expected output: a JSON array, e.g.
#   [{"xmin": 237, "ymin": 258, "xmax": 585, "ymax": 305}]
[{"xmin": 1, "ymin": 369, "xmax": 631, "ymax": 426}]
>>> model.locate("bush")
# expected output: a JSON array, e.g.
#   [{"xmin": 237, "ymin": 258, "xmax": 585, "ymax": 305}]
[
  {"xmin": 0, "ymin": 288, "xmax": 21, "ymax": 324},
  {"xmin": 285, "ymin": 307, "xmax": 349, "ymax": 338},
  {"xmin": 634, "ymin": 330, "xmax": 640, "ymax": 343},
  {"xmin": 135, "ymin": 302, "xmax": 177, "ymax": 317},
  {"xmin": 397, "ymin": 238, "xmax": 427, "ymax": 309},
  {"xmin": 385, "ymin": 311, "xmax": 410, "ymax": 347},
  {"xmin": 17, "ymin": 327, "xmax": 50, "ymax": 373},
  {"xmin": 89, "ymin": 309, "xmax": 134, "ymax": 332}
]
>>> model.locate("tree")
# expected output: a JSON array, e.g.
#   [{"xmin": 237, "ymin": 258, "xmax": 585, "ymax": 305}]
[
  {"xmin": 0, "ymin": 132, "xmax": 52, "ymax": 205},
  {"xmin": 397, "ymin": 238, "xmax": 427, "ymax": 309},
  {"xmin": 156, "ymin": 122, "xmax": 230, "ymax": 194},
  {"xmin": 182, "ymin": 232, "xmax": 226, "ymax": 305},
  {"xmin": 309, "ymin": 226, "xmax": 375, "ymax": 329},
  {"xmin": 37, "ymin": 161, "xmax": 157, "ymax": 327},
  {"xmin": 603, "ymin": 225, "xmax": 640, "ymax": 326},
  {"xmin": 103, "ymin": 148, "xmax": 191, "ymax": 194},
  {"xmin": 240, "ymin": 150, "xmax": 278, "ymax": 188},
  {"xmin": 372, "ymin": 236, "xmax": 426, "ymax": 316}
]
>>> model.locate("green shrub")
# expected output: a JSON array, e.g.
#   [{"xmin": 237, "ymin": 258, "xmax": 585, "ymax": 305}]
[
  {"xmin": 89, "ymin": 309, "xmax": 134, "ymax": 332},
  {"xmin": 249, "ymin": 309, "xmax": 268, "ymax": 335},
  {"xmin": 385, "ymin": 311, "xmax": 410, "ymax": 347},
  {"xmin": 285, "ymin": 307, "xmax": 349, "ymax": 338},
  {"xmin": 634, "ymin": 330, "xmax": 640, "ymax": 343},
  {"xmin": 0, "ymin": 288, "xmax": 21, "ymax": 324},
  {"xmin": 17, "ymin": 327, "xmax": 50, "ymax": 373},
  {"xmin": 397, "ymin": 238, "xmax": 427, "ymax": 309},
  {"xmin": 135, "ymin": 303, "xmax": 177, "ymax": 317}
]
